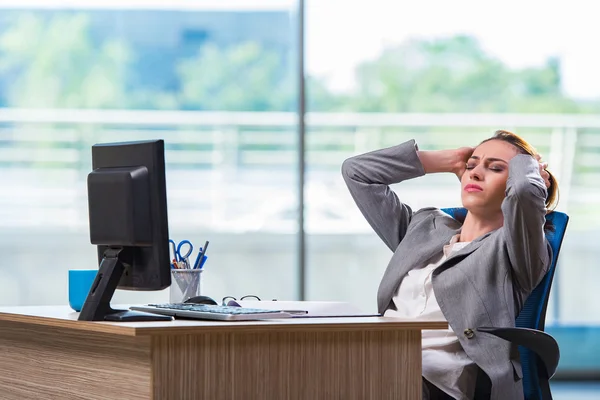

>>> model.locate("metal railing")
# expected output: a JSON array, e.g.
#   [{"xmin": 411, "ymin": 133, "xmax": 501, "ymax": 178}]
[{"xmin": 0, "ymin": 108, "xmax": 597, "ymax": 232}]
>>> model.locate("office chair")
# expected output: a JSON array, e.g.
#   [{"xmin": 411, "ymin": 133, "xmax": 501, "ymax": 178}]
[{"xmin": 441, "ymin": 207, "xmax": 569, "ymax": 400}]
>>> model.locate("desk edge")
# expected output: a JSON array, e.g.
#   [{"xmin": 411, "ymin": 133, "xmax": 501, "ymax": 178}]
[{"xmin": 0, "ymin": 311, "xmax": 448, "ymax": 336}]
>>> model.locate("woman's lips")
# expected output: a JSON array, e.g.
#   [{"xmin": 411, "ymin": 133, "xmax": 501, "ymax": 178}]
[{"xmin": 464, "ymin": 184, "xmax": 483, "ymax": 192}]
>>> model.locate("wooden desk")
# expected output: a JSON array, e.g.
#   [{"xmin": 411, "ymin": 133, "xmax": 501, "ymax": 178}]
[{"xmin": 0, "ymin": 306, "xmax": 446, "ymax": 400}]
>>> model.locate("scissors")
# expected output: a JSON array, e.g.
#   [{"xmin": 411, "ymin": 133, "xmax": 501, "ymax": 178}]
[{"xmin": 169, "ymin": 239, "xmax": 194, "ymax": 268}]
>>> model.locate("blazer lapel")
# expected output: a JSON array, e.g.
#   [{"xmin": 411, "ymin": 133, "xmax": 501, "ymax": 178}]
[
  {"xmin": 435, "ymin": 229, "xmax": 496, "ymax": 274},
  {"xmin": 377, "ymin": 214, "xmax": 460, "ymax": 312},
  {"xmin": 377, "ymin": 213, "xmax": 498, "ymax": 313}
]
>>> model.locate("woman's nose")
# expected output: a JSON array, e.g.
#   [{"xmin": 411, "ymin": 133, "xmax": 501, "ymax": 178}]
[{"xmin": 469, "ymin": 166, "xmax": 483, "ymax": 181}]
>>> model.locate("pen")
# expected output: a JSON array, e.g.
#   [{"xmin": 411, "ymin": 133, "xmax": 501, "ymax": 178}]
[{"xmin": 194, "ymin": 240, "xmax": 210, "ymax": 269}]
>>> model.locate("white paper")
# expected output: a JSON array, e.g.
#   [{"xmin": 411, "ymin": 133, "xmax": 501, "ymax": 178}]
[{"xmin": 233, "ymin": 300, "xmax": 380, "ymax": 318}]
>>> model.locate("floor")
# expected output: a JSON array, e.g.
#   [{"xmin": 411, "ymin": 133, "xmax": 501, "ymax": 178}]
[{"xmin": 551, "ymin": 382, "xmax": 600, "ymax": 399}]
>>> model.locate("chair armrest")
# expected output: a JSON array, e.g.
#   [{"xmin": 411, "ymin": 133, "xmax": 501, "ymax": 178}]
[{"xmin": 476, "ymin": 326, "xmax": 560, "ymax": 378}]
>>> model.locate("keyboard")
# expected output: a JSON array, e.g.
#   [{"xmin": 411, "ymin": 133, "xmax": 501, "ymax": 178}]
[{"xmin": 130, "ymin": 303, "xmax": 292, "ymax": 321}]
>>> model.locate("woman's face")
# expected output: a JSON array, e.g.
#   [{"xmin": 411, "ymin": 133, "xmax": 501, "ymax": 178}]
[{"xmin": 461, "ymin": 139, "xmax": 519, "ymax": 213}]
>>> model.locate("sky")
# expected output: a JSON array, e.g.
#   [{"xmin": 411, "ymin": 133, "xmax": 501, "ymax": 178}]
[{"xmin": 305, "ymin": 0, "xmax": 600, "ymax": 99}]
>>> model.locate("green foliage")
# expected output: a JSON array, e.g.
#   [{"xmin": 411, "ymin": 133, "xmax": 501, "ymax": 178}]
[
  {"xmin": 0, "ymin": 13, "xmax": 132, "ymax": 108},
  {"xmin": 175, "ymin": 42, "xmax": 293, "ymax": 111},
  {"xmin": 343, "ymin": 35, "xmax": 590, "ymax": 113},
  {"xmin": 0, "ymin": 14, "xmax": 597, "ymax": 114},
  {"xmin": 173, "ymin": 42, "xmax": 343, "ymax": 112}
]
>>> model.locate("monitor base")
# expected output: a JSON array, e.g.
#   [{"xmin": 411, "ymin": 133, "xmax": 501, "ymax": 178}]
[
  {"xmin": 103, "ymin": 309, "xmax": 172, "ymax": 322},
  {"xmin": 78, "ymin": 247, "xmax": 127, "ymax": 321}
]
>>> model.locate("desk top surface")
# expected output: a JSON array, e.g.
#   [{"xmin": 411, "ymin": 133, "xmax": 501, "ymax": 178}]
[{"xmin": 0, "ymin": 305, "xmax": 448, "ymax": 337}]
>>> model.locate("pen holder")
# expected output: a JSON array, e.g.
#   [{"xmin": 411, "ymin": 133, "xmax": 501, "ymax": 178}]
[{"xmin": 170, "ymin": 269, "xmax": 203, "ymax": 303}]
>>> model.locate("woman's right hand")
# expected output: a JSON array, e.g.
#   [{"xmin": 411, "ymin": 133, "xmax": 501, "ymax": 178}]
[
  {"xmin": 417, "ymin": 146, "xmax": 474, "ymax": 178},
  {"xmin": 453, "ymin": 146, "xmax": 475, "ymax": 180}
]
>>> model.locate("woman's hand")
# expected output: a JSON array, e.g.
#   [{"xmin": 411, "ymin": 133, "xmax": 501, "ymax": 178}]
[
  {"xmin": 453, "ymin": 146, "xmax": 475, "ymax": 180},
  {"xmin": 417, "ymin": 146, "xmax": 474, "ymax": 178},
  {"xmin": 535, "ymin": 154, "xmax": 552, "ymax": 188}
]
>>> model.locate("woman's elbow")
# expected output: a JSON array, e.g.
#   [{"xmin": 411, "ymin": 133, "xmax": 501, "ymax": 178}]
[{"xmin": 341, "ymin": 157, "xmax": 360, "ymax": 182}]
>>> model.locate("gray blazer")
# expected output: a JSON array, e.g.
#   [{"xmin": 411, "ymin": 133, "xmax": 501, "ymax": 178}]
[{"xmin": 342, "ymin": 139, "xmax": 551, "ymax": 400}]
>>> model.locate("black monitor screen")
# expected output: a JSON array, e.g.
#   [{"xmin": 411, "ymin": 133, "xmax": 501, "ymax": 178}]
[{"xmin": 87, "ymin": 139, "xmax": 170, "ymax": 291}]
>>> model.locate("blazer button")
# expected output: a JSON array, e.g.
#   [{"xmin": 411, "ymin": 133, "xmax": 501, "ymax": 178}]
[{"xmin": 464, "ymin": 328, "xmax": 475, "ymax": 339}]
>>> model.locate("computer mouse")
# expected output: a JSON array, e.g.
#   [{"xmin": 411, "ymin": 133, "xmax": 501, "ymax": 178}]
[{"xmin": 184, "ymin": 295, "xmax": 218, "ymax": 305}]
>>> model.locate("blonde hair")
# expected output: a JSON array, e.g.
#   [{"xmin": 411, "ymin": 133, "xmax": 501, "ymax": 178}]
[{"xmin": 481, "ymin": 130, "xmax": 559, "ymax": 212}]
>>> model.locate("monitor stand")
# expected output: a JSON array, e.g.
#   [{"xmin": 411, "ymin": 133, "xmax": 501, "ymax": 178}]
[{"xmin": 78, "ymin": 247, "xmax": 172, "ymax": 322}]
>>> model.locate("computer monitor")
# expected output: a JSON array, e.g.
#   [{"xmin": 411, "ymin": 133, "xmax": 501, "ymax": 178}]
[{"xmin": 78, "ymin": 139, "xmax": 172, "ymax": 322}]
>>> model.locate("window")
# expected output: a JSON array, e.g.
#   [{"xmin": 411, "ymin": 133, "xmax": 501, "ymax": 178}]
[{"xmin": 0, "ymin": 1, "xmax": 300, "ymax": 306}]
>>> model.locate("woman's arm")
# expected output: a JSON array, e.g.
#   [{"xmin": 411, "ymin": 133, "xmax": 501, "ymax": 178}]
[
  {"xmin": 341, "ymin": 139, "xmax": 470, "ymax": 251},
  {"xmin": 502, "ymin": 154, "xmax": 552, "ymax": 292}
]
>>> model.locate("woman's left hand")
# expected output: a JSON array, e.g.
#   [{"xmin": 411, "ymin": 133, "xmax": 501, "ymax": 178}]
[{"xmin": 535, "ymin": 154, "xmax": 551, "ymax": 189}]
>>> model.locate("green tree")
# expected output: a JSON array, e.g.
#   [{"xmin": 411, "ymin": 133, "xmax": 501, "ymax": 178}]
[
  {"xmin": 0, "ymin": 13, "xmax": 132, "ymax": 108},
  {"xmin": 175, "ymin": 41, "xmax": 338, "ymax": 112},
  {"xmin": 333, "ymin": 35, "xmax": 593, "ymax": 113},
  {"xmin": 176, "ymin": 42, "xmax": 292, "ymax": 111}
]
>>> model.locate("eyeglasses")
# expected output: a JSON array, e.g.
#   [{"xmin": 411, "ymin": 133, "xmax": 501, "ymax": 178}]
[{"xmin": 222, "ymin": 294, "xmax": 261, "ymax": 306}]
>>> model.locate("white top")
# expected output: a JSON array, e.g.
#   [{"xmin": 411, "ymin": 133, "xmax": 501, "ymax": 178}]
[{"xmin": 384, "ymin": 234, "xmax": 478, "ymax": 400}]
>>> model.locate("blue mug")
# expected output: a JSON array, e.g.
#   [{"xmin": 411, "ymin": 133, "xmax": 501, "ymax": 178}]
[{"xmin": 68, "ymin": 269, "xmax": 98, "ymax": 312}]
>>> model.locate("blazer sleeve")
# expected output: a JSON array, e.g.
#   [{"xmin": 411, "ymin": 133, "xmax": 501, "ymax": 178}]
[
  {"xmin": 341, "ymin": 139, "xmax": 426, "ymax": 252},
  {"xmin": 502, "ymin": 154, "xmax": 552, "ymax": 292}
]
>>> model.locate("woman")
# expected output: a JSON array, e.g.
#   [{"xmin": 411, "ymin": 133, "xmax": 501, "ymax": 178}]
[{"xmin": 341, "ymin": 130, "xmax": 558, "ymax": 400}]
